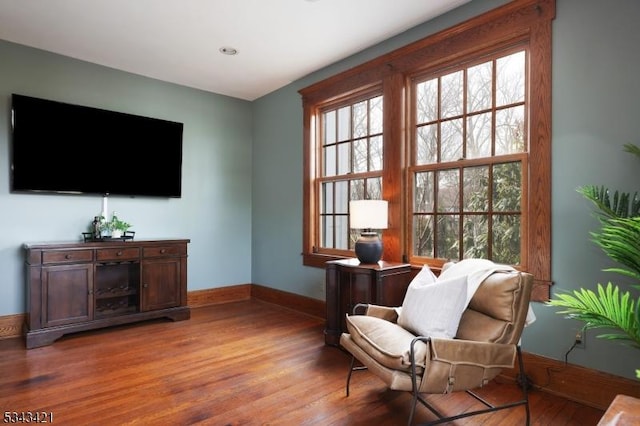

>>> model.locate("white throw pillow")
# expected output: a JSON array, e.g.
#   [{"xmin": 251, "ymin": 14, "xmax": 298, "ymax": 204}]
[
  {"xmin": 412, "ymin": 264, "xmax": 438, "ymax": 286},
  {"xmin": 397, "ymin": 274, "xmax": 468, "ymax": 339}
]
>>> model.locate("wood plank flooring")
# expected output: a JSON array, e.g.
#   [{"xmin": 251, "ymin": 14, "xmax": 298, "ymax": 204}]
[{"xmin": 1, "ymin": 300, "xmax": 604, "ymax": 425}]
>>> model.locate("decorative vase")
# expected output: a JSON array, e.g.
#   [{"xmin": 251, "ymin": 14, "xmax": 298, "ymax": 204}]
[
  {"xmin": 354, "ymin": 231, "xmax": 383, "ymax": 264},
  {"xmin": 111, "ymin": 230, "xmax": 122, "ymax": 239}
]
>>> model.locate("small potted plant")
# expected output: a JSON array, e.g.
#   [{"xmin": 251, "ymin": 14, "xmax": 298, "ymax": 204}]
[{"xmin": 103, "ymin": 212, "xmax": 131, "ymax": 238}]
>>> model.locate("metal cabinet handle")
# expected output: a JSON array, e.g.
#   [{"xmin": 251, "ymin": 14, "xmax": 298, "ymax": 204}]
[{"xmin": 65, "ymin": 254, "xmax": 72, "ymax": 259}]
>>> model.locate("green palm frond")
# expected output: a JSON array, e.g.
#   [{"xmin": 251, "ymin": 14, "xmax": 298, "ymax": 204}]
[
  {"xmin": 591, "ymin": 217, "xmax": 640, "ymax": 283},
  {"xmin": 547, "ymin": 283, "xmax": 640, "ymax": 349},
  {"xmin": 624, "ymin": 143, "xmax": 640, "ymax": 159},
  {"xmin": 578, "ymin": 186, "xmax": 640, "ymax": 219},
  {"xmin": 578, "ymin": 144, "xmax": 640, "ymax": 220}
]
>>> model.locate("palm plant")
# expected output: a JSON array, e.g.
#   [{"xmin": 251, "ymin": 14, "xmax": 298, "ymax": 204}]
[{"xmin": 547, "ymin": 143, "xmax": 640, "ymax": 379}]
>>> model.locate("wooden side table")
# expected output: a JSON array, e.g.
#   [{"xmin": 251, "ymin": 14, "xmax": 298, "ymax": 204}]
[
  {"xmin": 598, "ymin": 394, "xmax": 640, "ymax": 425},
  {"xmin": 324, "ymin": 258, "xmax": 413, "ymax": 346}
]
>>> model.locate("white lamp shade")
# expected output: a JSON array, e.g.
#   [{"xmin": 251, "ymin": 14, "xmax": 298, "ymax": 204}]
[{"xmin": 349, "ymin": 200, "xmax": 388, "ymax": 230}]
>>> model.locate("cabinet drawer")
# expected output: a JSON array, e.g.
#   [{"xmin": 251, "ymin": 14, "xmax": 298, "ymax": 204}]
[
  {"xmin": 143, "ymin": 245, "xmax": 186, "ymax": 258},
  {"xmin": 42, "ymin": 250, "xmax": 93, "ymax": 264},
  {"xmin": 96, "ymin": 247, "xmax": 140, "ymax": 262}
]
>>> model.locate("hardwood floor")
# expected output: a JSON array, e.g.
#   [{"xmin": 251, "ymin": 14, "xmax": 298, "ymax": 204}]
[{"xmin": 1, "ymin": 300, "xmax": 604, "ymax": 425}]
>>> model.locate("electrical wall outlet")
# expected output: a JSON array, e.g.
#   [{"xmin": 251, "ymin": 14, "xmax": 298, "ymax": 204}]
[{"xmin": 575, "ymin": 329, "xmax": 586, "ymax": 349}]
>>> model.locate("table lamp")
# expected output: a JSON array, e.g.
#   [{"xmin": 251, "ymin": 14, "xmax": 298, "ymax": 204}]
[{"xmin": 349, "ymin": 199, "xmax": 388, "ymax": 264}]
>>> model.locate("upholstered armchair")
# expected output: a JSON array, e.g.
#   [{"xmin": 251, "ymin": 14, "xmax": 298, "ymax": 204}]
[{"xmin": 340, "ymin": 260, "xmax": 534, "ymax": 425}]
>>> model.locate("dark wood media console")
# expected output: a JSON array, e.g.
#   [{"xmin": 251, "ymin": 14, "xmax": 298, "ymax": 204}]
[{"xmin": 24, "ymin": 239, "xmax": 190, "ymax": 348}]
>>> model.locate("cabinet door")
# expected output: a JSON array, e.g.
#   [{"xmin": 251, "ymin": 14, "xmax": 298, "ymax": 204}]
[
  {"xmin": 41, "ymin": 264, "xmax": 93, "ymax": 327},
  {"xmin": 336, "ymin": 270, "xmax": 374, "ymax": 333},
  {"xmin": 350, "ymin": 271, "xmax": 375, "ymax": 307},
  {"xmin": 141, "ymin": 259, "xmax": 181, "ymax": 311},
  {"xmin": 376, "ymin": 269, "xmax": 414, "ymax": 307}
]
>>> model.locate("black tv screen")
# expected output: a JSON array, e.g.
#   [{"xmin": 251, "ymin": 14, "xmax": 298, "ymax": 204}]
[{"xmin": 10, "ymin": 94, "xmax": 183, "ymax": 197}]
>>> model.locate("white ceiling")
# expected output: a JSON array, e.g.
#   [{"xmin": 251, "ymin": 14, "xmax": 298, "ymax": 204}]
[{"xmin": 0, "ymin": 0, "xmax": 470, "ymax": 101}]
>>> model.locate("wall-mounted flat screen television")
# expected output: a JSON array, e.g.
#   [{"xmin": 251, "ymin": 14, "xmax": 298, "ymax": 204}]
[{"xmin": 10, "ymin": 94, "xmax": 183, "ymax": 197}]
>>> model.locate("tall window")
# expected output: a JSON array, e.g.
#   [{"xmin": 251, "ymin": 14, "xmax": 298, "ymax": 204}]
[
  {"xmin": 410, "ymin": 49, "xmax": 528, "ymax": 265},
  {"xmin": 317, "ymin": 92, "xmax": 384, "ymax": 255},
  {"xmin": 301, "ymin": 0, "xmax": 554, "ymax": 300}
]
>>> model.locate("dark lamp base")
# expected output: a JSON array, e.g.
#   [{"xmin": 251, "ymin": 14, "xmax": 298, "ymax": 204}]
[{"xmin": 354, "ymin": 232, "xmax": 383, "ymax": 264}]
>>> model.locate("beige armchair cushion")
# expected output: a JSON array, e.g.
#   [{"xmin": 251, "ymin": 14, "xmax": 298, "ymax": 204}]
[
  {"xmin": 346, "ymin": 314, "xmax": 428, "ymax": 372},
  {"xmin": 365, "ymin": 304, "xmax": 399, "ymax": 322},
  {"xmin": 468, "ymin": 271, "xmax": 521, "ymax": 321},
  {"xmin": 456, "ymin": 270, "xmax": 526, "ymax": 344}
]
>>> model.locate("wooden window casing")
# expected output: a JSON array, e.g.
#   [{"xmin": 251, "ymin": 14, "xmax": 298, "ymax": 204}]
[
  {"xmin": 300, "ymin": 0, "xmax": 554, "ymax": 301},
  {"xmin": 316, "ymin": 89, "xmax": 385, "ymax": 257},
  {"xmin": 408, "ymin": 47, "xmax": 529, "ymax": 268}
]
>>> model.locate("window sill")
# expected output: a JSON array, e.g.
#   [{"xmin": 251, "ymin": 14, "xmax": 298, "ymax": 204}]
[{"xmin": 302, "ymin": 252, "xmax": 346, "ymax": 268}]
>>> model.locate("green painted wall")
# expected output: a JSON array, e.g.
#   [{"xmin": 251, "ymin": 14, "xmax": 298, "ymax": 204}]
[
  {"xmin": 0, "ymin": 40, "xmax": 254, "ymax": 316},
  {"xmin": 251, "ymin": 0, "xmax": 640, "ymax": 380}
]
